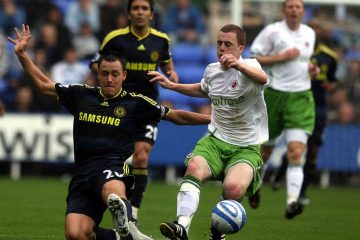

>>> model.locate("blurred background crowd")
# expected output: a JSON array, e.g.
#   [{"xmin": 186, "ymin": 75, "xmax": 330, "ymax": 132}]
[{"xmin": 0, "ymin": 0, "xmax": 360, "ymax": 125}]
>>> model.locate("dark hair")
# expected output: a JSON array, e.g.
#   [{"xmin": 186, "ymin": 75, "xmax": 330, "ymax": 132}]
[
  {"xmin": 282, "ymin": 0, "xmax": 304, "ymax": 8},
  {"xmin": 220, "ymin": 24, "xmax": 246, "ymax": 46},
  {"xmin": 127, "ymin": 0, "xmax": 154, "ymax": 12},
  {"xmin": 98, "ymin": 54, "xmax": 127, "ymax": 71}
]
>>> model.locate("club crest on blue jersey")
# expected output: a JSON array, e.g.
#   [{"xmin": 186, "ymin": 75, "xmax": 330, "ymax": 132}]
[
  {"xmin": 150, "ymin": 51, "xmax": 159, "ymax": 62},
  {"xmin": 114, "ymin": 107, "xmax": 126, "ymax": 117}
]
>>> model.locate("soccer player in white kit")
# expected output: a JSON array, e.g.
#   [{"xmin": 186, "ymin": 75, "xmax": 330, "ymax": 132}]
[
  {"xmin": 250, "ymin": 0, "xmax": 320, "ymax": 219},
  {"xmin": 149, "ymin": 24, "xmax": 269, "ymax": 240}
]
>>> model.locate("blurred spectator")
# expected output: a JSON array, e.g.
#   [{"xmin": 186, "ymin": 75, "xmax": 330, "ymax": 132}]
[
  {"xmin": 51, "ymin": 46, "xmax": 91, "ymax": 85},
  {"xmin": 7, "ymin": 85, "xmax": 35, "ymax": 113},
  {"xmin": 343, "ymin": 59, "xmax": 360, "ymax": 106},
  {"xmin": 162, "ymin": 0, "xmax": 207, "ymax": 44},
  {"xmin": 52, "ymin": 0, "xmax": 74, "ymax": 16},
  {"xmin": 0, "ymin": 29, "xmax": 10, "ymax": 78},
  {"xmin": 99, "ymin": 0, "xmax": 128, "ymax": 39},
  {"xmin": 20, "ymin": 0, "xmax": 54, "ymax": 27},
  {"xmin": 73, "ymin": 22, "xmax": 100, "ymax": 61},
  {"xmin": 44, "ymin": 4, "xmax": 73, "ymax": 49},
  {"xmin": 34, "ymin": 23, "xmax": 65, "ymax": 69},
  {"xmin": 0, "ymin": 75, "xmax": 22, "ymax": 108},
  {"xmin": 336, "ymin": 101, "xmax": 356, "ymax": 124},
  {"xmin": 0, "ymin": 98, "xmax": 5, "ymax": 116},
  {"xmin": 64, "ymin": 0, "xmax": 101, "ymax": 36},
  {"xmin": 0, "ymin": 0, "xmax": 26, "ymax": 35}
]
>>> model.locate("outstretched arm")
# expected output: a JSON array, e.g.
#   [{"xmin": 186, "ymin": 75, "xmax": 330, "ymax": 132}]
[
  {"xmin": 8, "ymin": 24, "xmax": 56, "ymax": 96},
  {"xmin": 148, "ymin": 71, "xmax": 207, "ymax": 98},
  {"xmin": 165, "ymin": 109, "xmax": 210, "ymax": 125}
]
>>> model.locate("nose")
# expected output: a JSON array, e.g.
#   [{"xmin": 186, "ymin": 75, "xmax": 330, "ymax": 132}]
[{"xmin": 106, "ymin": 74, "xmax": 113, "ymax": 82}]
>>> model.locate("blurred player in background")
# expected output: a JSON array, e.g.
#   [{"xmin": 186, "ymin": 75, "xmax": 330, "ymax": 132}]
[
  {"xmin": 150, "ymin": 24, "xmax": 269, "ymax": 240},
  {"xmin": 250, "ymin": 0, "xmax": 319, "ymax": 219},
  {"xmin": 271, "ymin": 18, "xmax": 338, "ymax": 205},
  {"xmin": 9, "ymin": 24, "xmax": 209, "ymax": 240},
  {"xmin": 90, "ymin": 0, "xmax": 178, "ymax": 225}
]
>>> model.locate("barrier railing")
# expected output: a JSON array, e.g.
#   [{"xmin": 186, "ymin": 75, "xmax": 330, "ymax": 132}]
[{"xmin": 1, "ymin": 114, "xmax": 360, "ymax": 184}]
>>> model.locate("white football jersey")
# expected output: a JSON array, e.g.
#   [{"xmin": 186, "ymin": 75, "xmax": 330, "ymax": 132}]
[
  {"xmin": 201, "ymin": 57, "xmax": 269, "ymax": 146},
  {"xmin": 250, "ymin": 20, "xmax": 316, "ymax": 92}
]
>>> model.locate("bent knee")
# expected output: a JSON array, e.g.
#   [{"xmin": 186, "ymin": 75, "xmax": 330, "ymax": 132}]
[
  {"xmin": 223, "ymin": 182, "xmax": 247, "ymax": 200},
  {"xmin": 65, "ymin": 229, "xmax": 93, "ymax": 240},
  {"xmin": 133, "ymin": 150, "xmax": 150, "ymax": 167}
]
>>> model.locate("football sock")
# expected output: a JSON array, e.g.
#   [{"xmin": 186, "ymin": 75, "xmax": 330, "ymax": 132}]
[
  {"xmin": 274, "ymin": 154, "xmax": 288, "ymax": 183},
  {"xmin": 94, "ymin": 227, "xmax": 117, "ymax": 240},
  {"xmin": 131, "ymin": 206, "xmax": 139, "ymax": 221},
  {"xmin": 286, "ymin": 165, "xmax": 304, "ymax": 205},
  {"xmin": 130, "ymin": 167, "xmax": 148, "ymax": 213},
  {"xmin": 121, "ymin": 197, "xmax": 133, "ymax": 220},
  {"xmin": 177, "ymin": 176, "xmax": 201, "ymax": 233},
  {"xmin": 300, "ymin": 162, "xmax": 316, "ymax": 197}
]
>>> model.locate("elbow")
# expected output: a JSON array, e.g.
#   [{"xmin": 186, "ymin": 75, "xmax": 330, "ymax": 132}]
[{"xmin": 258, "ymin": 73, "xmax": 269, "ymax": 85}]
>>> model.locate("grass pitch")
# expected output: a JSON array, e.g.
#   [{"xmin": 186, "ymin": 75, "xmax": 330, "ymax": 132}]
[{"xmin": 0, "ymin": 177, "xmax": 359, "ymax": 240}]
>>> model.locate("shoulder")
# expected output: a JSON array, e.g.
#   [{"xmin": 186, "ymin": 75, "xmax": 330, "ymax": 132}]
[
  {"xmin": 301, "ymin": 24, "xmax": 315, "ymax": 35},
  {"xmin": 205, "ymin": 62, "xmax": 220, "ymax": 74},
  {"xmin": 60, "ymin": 83, "xmax": 98, "ymax": 92},
  {"xmin": 318, "ymin": 44, "xmax": 338, "ymax": 60},
  {"xmin": 149, "ymin": 28, "xmax": 170, "ymax": 41},
  {"xmin": 243, "ymin": 58, "xmax": 261, "ymax": 68},
  {"xmin": 100, "ymin": 27, "xmax": 130, "ymax": 49},
  {"xmin": 128, "ymin": 91, "xmax": 158, "ymax": 106}
]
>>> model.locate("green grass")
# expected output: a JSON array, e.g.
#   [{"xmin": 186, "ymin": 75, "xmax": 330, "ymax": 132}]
[{"xmin": 0, "ymin": 177, "xmax": 359, "ymax": 240}]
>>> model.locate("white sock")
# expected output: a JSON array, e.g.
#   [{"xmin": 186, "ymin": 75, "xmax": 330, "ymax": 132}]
[
  {"xmin": 286, "ymin": 166, "xmax": 304, "ymax": 205},
  {"xmin": 132, "ymin": 206, "xmax": 138, "ymax": 220},
  {"xmin": 177, "ymin": 182, "xmax": 200, "ymax": 233}
]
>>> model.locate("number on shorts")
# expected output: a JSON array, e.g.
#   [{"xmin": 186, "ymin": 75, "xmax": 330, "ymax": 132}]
[{"xmin": 103, "ymin": 169, "xmax": 123, "ymax": 179}]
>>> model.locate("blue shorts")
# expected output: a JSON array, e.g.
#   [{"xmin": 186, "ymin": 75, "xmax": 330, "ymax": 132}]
[{"xmin": 66, "ymin": 164, "xmax": 134, "ymax": 225}]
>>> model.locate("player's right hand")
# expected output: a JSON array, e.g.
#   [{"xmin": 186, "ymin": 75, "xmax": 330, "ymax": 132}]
[
  {"xmin": 7, "ymin": 24, "xmax": 32, "ymax": 55},
  {"xmin": 148, "ymin": 71, "xmax": 175, "ymax": 89}
]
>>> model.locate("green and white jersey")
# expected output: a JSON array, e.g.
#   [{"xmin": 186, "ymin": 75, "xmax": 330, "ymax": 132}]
[
  {"xmin": 250, "ymin": 20, "xmax": 316, "ymax": 92},
  {"xmin": 201, "ymin": 57, "xmax": 269, "ymax": 146}
]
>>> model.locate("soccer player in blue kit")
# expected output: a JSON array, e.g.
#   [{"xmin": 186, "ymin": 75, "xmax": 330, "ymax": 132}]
[{"xmin": 8, "ymin": 24, "xmax": 210, "ymax": 240}]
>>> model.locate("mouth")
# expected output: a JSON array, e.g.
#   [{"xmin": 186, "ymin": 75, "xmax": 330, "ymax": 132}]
[{"xmin": 135, "ymin": 18, "xmax": 145, "ymax": 23}]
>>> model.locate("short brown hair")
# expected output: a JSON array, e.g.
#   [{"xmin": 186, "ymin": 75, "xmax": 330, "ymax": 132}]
[
  {"xmin": 282, "ymin": 0, "xmax": 304, "ymax": 8},
  {"xmin": 220, "ymin": 24, "xmax": 246, "ymax": 46},
  {"xmin": 127, "ymin": 0, "xmax": 154, "ymax": 12}
]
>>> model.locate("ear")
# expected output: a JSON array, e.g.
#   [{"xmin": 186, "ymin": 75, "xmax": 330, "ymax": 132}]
[
  {"xmin": 123, "ymin": 71, "xmax": 127, "ymax": 81},
  {"xmin": 239, "ymin": 44, "xmax": 245, "ymax": 52}
]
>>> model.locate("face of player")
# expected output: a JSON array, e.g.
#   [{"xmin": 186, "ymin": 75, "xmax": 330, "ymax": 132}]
[
  {"xmin": 128, "ymin": 0, "xmax": 153, "ymax": 29},
  {"xmin": 98, "ymin": 60, "xmax": 127, "ymax": 98},
  {"xmin": 283, "ymin": 0, "xmax": 304, "ymax": 28},
  {"xmin": 216, "ymin": 31, "xmax": 244, "ymax": 60}
]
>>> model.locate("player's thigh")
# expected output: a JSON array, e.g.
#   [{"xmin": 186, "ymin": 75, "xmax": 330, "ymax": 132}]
[
  {"xmin": 66, "ymin": 183, "xmax": 106, "ymax": 227},
  {"xmin": 223, "ymin": 162, "xmax": 254, "ymax": 195},
  {"xmin": 102, "ymin": 179, "xmax": 127, "ymax": 202},
  {"xmin": 186, "ymin": 135, "xmax": 225, "ymax": 179},
  {"xmin": 225, "ymin": 145, "xmax": 263, "ymax": 196},
  {"xmin": 284, "ymin": 90, "xmax": 315, "ymax": 134},
  {"xmin": 96, "ymin": 165, "xmax": 134, "ymax": 199}
]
